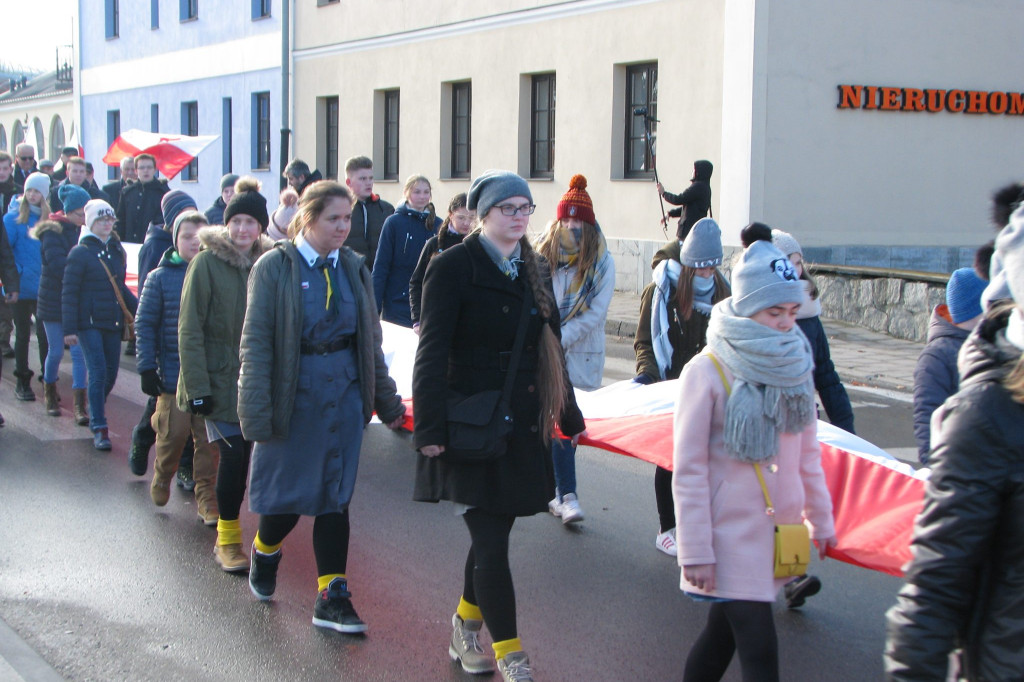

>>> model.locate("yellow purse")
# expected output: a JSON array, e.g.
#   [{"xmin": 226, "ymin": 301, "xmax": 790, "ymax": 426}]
[{"xmin": 706, "ymin": 353, "xmax": 811, "ymax": 579}]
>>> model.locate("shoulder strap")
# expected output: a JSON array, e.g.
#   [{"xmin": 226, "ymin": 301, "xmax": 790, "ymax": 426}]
[
  {"xmin": 98, "ymin": 258, "xmax": 134, "ymax": 320},
  {"xmin": 707, "ymin": 352, "xmax": 773, "ymax": 514}
]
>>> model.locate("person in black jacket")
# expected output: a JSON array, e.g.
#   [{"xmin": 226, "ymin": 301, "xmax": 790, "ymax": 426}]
[
  {"xmin": 47, "ymin": 157, "xmax": 110, "ymax": 214},
  {"xmin": 115, "ymin": 153, "xmax": 168, "ymax": 243},
  {"xmin": 101, "ymin": 157, "xmax": 137, "ymax": 215},
  {"xmin": 204, "ymin": 173, "xmax": 238, "ymax": 226},
  {"xmin": 62, "ymin": 200, "xmax": 138, "ymax": 450},
  {"xmin": 12, "ymin": 143, "xmax": 38, "ymax": 191},
  {"xmin": 413, "ymin": 170, "xmax": 585, "ymax": 680},
  {"xmin": 343, "ymin": 156, "xmax": 394, "ymax": 270},
  {"xmin": 409, "ymin": 192, "xmax": 473, "ymax": 332},
  {"xmin": 658, "ymin": 159, "xmax": 713, "ymax": 240}
]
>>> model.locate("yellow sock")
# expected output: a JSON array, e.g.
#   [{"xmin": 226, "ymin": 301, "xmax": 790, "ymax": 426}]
[
  {"xmin": 317, "ymin": 573, "xmax": 346, "ymax": 592},
  {"xmin": 456, "ymin": 596, "xmax": 483, "ymax": 622},
  {"xmin": 216, "ymin": 518, "xmax": 241, "ymax": 546},
  {"xmin": 493, "ymin": 637, "xmax": 522, "ymax": 661},
  {"xmin": 253, "ymin": 532, "xmax": 282, "ymax": 555}
]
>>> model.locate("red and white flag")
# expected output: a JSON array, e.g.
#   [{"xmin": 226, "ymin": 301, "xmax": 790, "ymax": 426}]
[{"xmin": 102, "ymin": 129, "xmax": 219, "ymax": 180}]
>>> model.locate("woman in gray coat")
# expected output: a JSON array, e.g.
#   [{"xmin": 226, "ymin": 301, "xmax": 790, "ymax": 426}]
[{"xmin": 238, "ymin": 180, "xmax": 406, "ymax": 635}]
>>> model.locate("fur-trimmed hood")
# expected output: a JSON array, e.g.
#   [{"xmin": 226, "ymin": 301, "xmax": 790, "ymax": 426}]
[{"xmin": 198, "ymin": 225, "xmax": 274, "ymax": 269}]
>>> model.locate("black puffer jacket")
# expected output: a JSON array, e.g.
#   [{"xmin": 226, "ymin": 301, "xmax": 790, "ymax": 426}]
[
  {"xmin": 884, "ymin": 307, "xmax": 1024, "ymax": 681},
  {"xmin": 35, "ymin": 216, "xmax": 79, "ymax": 322},
  {"xmin": 115, "ymin": 178, "xmax": 169, "ymax": 243}
]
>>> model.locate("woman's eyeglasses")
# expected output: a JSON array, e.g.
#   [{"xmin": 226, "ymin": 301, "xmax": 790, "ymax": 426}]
[{"xmin": 495, "ymin": 203, "xmax": 536, "ymax": 216}]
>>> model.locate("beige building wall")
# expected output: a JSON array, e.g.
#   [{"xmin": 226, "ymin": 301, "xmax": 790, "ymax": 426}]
[
  {"xmin": 0, "ymin": 99, "xmax": 75, "ymax": 163},
  {"xmin": 293, "ymin": 0, "xmax": 726, "ymax": 291}
]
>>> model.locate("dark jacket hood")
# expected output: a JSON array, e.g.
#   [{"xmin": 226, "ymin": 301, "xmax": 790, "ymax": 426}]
[
  {"xmin": 958, "ymin": 306, "xmax": 1019, "ymax": 388},
  {"xmin": 927, "ymin": 304, "xmax": 970, "ymax": 345},
  {"xmin": 395, "ymin": 202, "xmax": 432, "ymax": 221},
  {"xmin": 692, "ymin": 160, "xmax": 713, "ymax": 182},
  {"xmin": 144, "ymin": 221, "xmax": 168, "ymax": 242},
  {"xmin": 298, "ymin": 169, "xmax": 323, "ymax": 195}
]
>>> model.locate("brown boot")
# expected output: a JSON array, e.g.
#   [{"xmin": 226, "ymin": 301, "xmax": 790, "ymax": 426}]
[
  {"xmin": 73, "ymin": 389, "xmax": 89, "ymax": 426},
  {"xmin": 214, "ymin": 543, "xmax": 249, "ymax": 573},
  {"xmin": 150, "ymin": 475, "xmax": 172, "ymax": 506},
  {"xmin": 44, "ymin": 382, "xmax": 61, "ymax": 417}
]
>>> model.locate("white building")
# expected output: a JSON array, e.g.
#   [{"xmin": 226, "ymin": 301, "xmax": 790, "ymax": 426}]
[
  {"xmin": 0, "ymin": 68, "xmax": 75, "ymax": 164},
  {"xmin": 77, "ymin": 0, "xmax": 287, "ymax": 214},
  {"xmin": 289, "ymin": 0, "xmax": 1023, "ymax": 290}
]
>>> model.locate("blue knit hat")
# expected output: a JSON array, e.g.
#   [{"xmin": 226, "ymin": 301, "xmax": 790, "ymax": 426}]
[
  {"xmin": 58, "ymin": 183, "xmax": 91, "ymax": 213},
  {"xmin": 946, "ymin": 267, "xmax": 986, "ymax": 323},
  {"xmin": 161, "ymin": 190, "xmax": 196, "ymax": 229}
]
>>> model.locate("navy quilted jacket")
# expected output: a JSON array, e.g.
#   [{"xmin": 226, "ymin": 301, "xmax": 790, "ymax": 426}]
[
  {"xmin": 35, "ymin": 217, "xmax": 80, "ymax": 322},
  {"xmin": 62, "ymin": 233, "xmax": 138, "ymax": 335},
  {"xmin": 135, "ymin": 248, "xmax": 186, "ymax": 390}
]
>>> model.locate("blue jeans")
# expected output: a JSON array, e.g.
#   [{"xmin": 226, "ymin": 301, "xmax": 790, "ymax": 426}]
[
  {"xmin": 42, "ymin": 320, "xmax": 87, "ymax": 388},
  {"xmin": 76, "ymin": 328, "xmax": 122, "ymax": 431},
  {"xmin": 551, "ymin": 436, "xmax": 577, "ymax": 498}
]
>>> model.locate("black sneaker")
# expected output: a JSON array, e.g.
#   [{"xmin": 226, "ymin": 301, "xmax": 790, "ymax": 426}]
[
  {"xmin": 312, "ymin": 578, "xmax": 367, "ymax": 634},
  {"xmin": 784, "ymin": 574, "xmax": 822, "ymax": 609},
  {"xmin": 14, "ymin": 379, "xmax": 35, "ymax": 401},
  {"xmin": 176, "ymin": 466, "xmax": 196, "ymax": 492},
  {"xmin": 124, "ymin": 340, "xmax": 136, "ymax": 356},
  {"xmin": 129, "ymin": 441, "xmax": 148, "ymax": 476},
  {"xmin": 249, "ymin": 545, "xmax": 282, "ymax": 601}
]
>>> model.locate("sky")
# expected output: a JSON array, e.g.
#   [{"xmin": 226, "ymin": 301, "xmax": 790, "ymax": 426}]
[{"xmin": 1, "ymin": 0, "xmax": 76, "ymax": 73}]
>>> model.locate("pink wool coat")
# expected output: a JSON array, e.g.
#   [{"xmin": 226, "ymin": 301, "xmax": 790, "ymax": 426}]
[{"xmin": 672, "ymin": 353, "xmax": 835, "ymax": 602}]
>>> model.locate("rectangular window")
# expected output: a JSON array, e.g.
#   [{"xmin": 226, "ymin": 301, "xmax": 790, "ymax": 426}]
[
  {"xmin": 180, "ymin": 0, "xmax": 197, "ymax": 21},
  {"xmin": 150, "ymin": 103, "xmax": 159, "ymax": 133},
  {"xmin": 106, "ymin": 110, "xmax": 120, "ymax": 179},
  {"xmin": 450, "ymin": 81, "xmax": 471, "ymax": 179},
  {"xmin": 181, "ymin": 101, "xmax": 198, "ymax": 181},
  {"xmin": 151, "ymin": 0, "xmax": 159, "ymax": 28},
  {"xmin": 625, "ymin": 62, "xmax": 657, "ymax": 178},
  {"xmin": 222, "ymin": 97, "xmax": 233, "ymax": 174},
  {"xmin": 105, "ymin": 0, "xmax": 119, "ymax": 39},
  {"xmin": 252, "ymin": 0, "xmax": 270, "ymax": 19},
  {"xmin": 252, "ymin": 92, "xmax": 271, "ymax": 170},
  {"xmin": 383, "ymin": 90, "xmax": 400, "ymax": 181},
  {"xmin": 530, "ymin": 73, "xmax": 555, "ymax": 179},
  {"xmin": 324, "ymin": 96, "xmax": 339, "ymax": 180}
]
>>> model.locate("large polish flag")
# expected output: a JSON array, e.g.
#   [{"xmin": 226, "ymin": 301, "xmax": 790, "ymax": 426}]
[
  {"xmin": 102, "ymin": 129, "xmax": 219, "ymax": 180},
  {"xmin": 392, "ymin": 322, "xmax": 925, "ymax": 577}
]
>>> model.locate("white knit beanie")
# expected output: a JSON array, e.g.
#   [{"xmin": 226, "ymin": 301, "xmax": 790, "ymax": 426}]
[
  {"xmin": 84, "ymin": 199, "xmax": 116, "ymax": 230},
  {"xmin": 771, "ymin": 229, "xmax": 802, "ymax": 259},
  {"xmin": 24, "ymin": 172, "xmax": 51, "ymax": 198}
]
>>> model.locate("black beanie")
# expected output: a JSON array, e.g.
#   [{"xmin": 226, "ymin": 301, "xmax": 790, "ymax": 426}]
[{"xmin": 223, "ymin": 177, "xmax": 269, "ymax": 230}]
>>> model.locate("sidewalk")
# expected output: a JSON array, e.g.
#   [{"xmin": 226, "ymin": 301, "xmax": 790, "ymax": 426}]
[{"xmin": 604, "ymin": 290, "xmax": 923, "ymax": 394}]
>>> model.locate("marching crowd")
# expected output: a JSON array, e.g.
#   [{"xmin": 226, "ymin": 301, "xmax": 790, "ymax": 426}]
[{"xmin": 1, "ymin": 147, "xmax": 1021, "ymax": 681}]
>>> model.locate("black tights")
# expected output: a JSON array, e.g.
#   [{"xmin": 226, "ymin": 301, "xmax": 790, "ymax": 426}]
[
  {"xmin": 462, "ymin": 509, "xmax": 517, "ymax": 642},
  {"xmin": 683, "ymin": 600, "xmax": 779, "ymax": 682},
  {"xmin": 655, "ymin": 466, "xmax": 675, "ymax": 532},
  {"xmin": 214, "ymin": 434, "xmax": 251, "ymax": 521},
  {"xmin": 258, "ymin": 511, "xmax": 351, "ymax": 576}
]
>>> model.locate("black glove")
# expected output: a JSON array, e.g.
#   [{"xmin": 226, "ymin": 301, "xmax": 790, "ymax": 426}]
[
  {"xmin": 632, "ymin": 373, "xmax": 656, "ymax": 385},
  {"xmin": 140, "ymin": 369, "xmax": 163, "ymax": 397},
  {"xmin": 188, "ymin": 396, "xmax": 214, "ymax": 416}
]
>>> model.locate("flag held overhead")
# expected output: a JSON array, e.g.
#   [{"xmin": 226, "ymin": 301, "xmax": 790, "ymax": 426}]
[{"xmin": 103, "ymin": 129, "xmax": 219, "ymax": 180}]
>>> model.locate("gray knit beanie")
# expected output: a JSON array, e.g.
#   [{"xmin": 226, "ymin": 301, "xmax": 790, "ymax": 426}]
[
  {"xmin": 172, "ymin": 210, "xmax": 208, "ymax": 249},
  {"xmin": 730, "ymin": 239, "xmax": 804, "ymax": 317},
  {"xmin": 680, "ymin": 218, "xmax": 723, "ymax": 268},
  {"xmin": 467, "ymin": 170, "xmax": 532, "ymax": 218},
  {"xmin": 220, "ymin": 173, "xmax": 239, "ymax": 191},
  {"xmin": 771, "ymin": 229, "xmax": 802, "ymax": 259}
]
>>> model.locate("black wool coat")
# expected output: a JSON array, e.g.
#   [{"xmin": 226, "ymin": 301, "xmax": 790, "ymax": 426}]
[{"xmin": 412, "ymin": 233, "xmax": 585, "ymax": 517}]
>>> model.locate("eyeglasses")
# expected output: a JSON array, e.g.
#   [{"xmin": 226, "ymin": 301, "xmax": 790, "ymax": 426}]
[{"xmin": 495, "ymin": 203, "xmax": 536, "ymax": 216}]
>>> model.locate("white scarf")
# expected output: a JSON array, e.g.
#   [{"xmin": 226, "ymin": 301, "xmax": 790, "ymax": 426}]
[{"xmin": 651, "ymin": 258, "xmax": 681, "ymax": 379}]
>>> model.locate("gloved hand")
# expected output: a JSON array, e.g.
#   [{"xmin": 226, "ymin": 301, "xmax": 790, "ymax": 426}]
[
  {"xmin": 140, "ymin": 369, "xmax": 163, "ymax": 397},
  {"xmin": 632, "ymin": 374, "xmax": 656, "ymax": 385},
  {"xmin": 188, "ymin": 396, "xmax": 214, "ymax": 416}
]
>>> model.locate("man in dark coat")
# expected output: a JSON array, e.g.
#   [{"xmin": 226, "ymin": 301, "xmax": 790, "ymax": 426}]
[
  {"xmin": 48, "ymin": 157, "xmax": 110, "ymax": 213},
  {"xmin": 283, "ymin": 158, "xmax": 323, "ymax": 196},
  {"xmin": 659, "ymin": 159, "xmax": 713, "ymax": 240},
  {"xmin": 115, "ymin": 153, "xmax": 168, "ymax": 243},
  {"xmin": 343, "ymin": 156, "xmax": 394, "ymax": 270},
  {"xmin": 51, "ymin": 146, "xmax": 78, "ymax": 183},
  {"xmin": 204, "ymin": 173, "xmax": 238, "ymax": 225},
  {"xmin": 12, "ymin": 143, "xmax": 38, "ymax": 191},
  {"xmin": 102, "ymin": 157, "xmax": 137, "ymax": 214}
]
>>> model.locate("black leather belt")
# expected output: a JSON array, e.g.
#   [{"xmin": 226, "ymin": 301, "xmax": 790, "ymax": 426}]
[{"xmin": 300, "ymin": 336, "xmax": 354, "ymax": 355}]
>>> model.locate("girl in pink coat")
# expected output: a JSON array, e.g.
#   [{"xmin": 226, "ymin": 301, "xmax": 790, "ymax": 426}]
[{"xmin": 672, "ymin": 236, "xmax": 837, "ymax": 682}]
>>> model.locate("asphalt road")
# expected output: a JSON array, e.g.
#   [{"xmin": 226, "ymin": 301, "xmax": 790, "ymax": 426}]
[{"xmin": 0, "ymin": 344, "xmax": 914, "ymax": 681}]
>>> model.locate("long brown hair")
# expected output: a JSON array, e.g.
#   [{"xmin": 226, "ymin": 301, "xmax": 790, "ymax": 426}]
[
  {"xmin": 535, "ymin": 218, "xmax": 603, "ymax": 287},
  {"xmin": 674, "ymin": 265, "xmax": 730, "ymax": 321},
  {"xmin": 288, "ymin": 180, "xmax": 352, "ymax": 240}
]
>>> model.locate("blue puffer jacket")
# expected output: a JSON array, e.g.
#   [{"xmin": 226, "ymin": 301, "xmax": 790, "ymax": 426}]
[
  {"xmin": 3, "ymin": 196, "xmax": 42, "ymax": 299},
  {"xmin": 62, "ymin": 232, "xmax": 138, "ymax": 335},
  {"xmin": 371, "ymin": 202, "xmax": 441, "ymax": 327},
  {"xmin": 35, "ymin": 216, "xmax": 80, "ymax": 322},
  {"xmin": 135, "ymin": 247, "xmax": 186, "ymax": 391},
  {"xmin": 912, "ymin": 304, "xmax": 969, "ymax": 463}
]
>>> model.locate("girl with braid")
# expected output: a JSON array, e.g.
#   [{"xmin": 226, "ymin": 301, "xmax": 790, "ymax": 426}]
[
  {"xmin": 413, "ymin": 171, "xmax": 585, "ymax": 682},
  {"xmin": 408, "ymin": 192, "xmax": 474, "ymax": 333}
]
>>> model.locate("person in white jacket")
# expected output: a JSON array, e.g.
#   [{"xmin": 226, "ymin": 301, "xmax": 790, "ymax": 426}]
[{"xmin": 534, "ymin": 174, "xmax": 614, "ymax": 524}]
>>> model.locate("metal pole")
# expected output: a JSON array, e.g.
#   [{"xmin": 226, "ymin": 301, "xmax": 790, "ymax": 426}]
[
  {"xmin": 643, "ymin": 116, "xmax": 668, "ymax": 237},
  {"xmin": 279, "ymin": 0, "xmax": 291, "ymax": 192}
]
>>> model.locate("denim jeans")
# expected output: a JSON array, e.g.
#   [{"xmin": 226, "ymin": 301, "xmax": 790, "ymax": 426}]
[
  {"xmin": 76, "ymin": 328, "xmax": 122, "ymax": 431},
  {"xmin": 551, "ymin": 436, "xmax": 577, "ymax": 498},
  {"xmin": 42, "ymin": 320, "xmax": 86, "ymax": 388}
]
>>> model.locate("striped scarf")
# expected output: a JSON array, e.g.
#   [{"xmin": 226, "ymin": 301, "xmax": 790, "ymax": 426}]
[{"xmin": 555, "ymin": 225, "xmax": 609, "ymax": 324}]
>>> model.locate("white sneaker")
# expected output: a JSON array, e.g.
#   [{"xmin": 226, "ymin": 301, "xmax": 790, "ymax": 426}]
[
  {"xmin": 558, "ymin": 493, "xmax": 585, "ymax": 524},
  {"xmin": 655, "ymin": 528, "xmax": 677, "ymax": 556},
  {"xmin": 548, "ymin": 494, "xmax": 564, "ymax": 518}
]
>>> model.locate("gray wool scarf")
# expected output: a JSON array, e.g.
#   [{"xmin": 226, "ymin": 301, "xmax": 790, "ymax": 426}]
[{"xmin": 705, "ymin": 300, "xmax": 816, "ymax": 462}]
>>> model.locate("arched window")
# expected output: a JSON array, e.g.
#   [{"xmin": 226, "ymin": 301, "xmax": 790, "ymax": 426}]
[
  {"xmin": 0, "ymin": 125, "xmax": 6, "ymax": 151},
  {"xmin": 49, "ymin": 116, "xmax": 66, "ymax": 160},
  {"xmin": 33, "ymin": 118, "xmax": 45, "ymax": 159},
  {"xmin": 12, "ymin": 121, "xmax": 25, "ymax": 148}
]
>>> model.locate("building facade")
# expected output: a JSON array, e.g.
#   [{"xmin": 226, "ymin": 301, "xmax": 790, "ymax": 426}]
[
  {"xmin": 290, "ymin": 0, "xmax": 1023, "ymax": 291},
  {"xmin": 0, "ymin": 69, "xmax": 75, "ymax": 164},
  {"xmin": 77, "ymin": 0, "xmax": 286, "ymax": 214}
]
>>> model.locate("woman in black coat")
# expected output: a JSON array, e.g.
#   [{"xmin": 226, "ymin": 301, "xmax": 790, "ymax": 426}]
[
  {"xmin": 408, "ymin": 192, "xmax": 474, "ymax": 332},
  {"xmin": 413, "ymin": 171, "xmax": 585, "ymax": 681}
]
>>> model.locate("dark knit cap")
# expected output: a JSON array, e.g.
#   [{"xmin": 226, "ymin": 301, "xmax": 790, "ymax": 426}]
[
  {"xmin": 467, "ymin": 170, "xmax": 532, "ymax": 218},
  {"xmin": 161, "ymin": 190, "xmax": 197, "ymax": 230},
  {"xmin": 946, "ymin": 268, "xmax": 986, "ymax": 324},
  {"xmin": 220, "ymin": 173, "xmax": 239, "ymax": 191},
  {"xmin": 58, "ymin": 183, "xmax": 91, "ymax": 213},
  {"xmin": 223, "ymin": 177, "xmax": 269, "ymax": 229}
]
